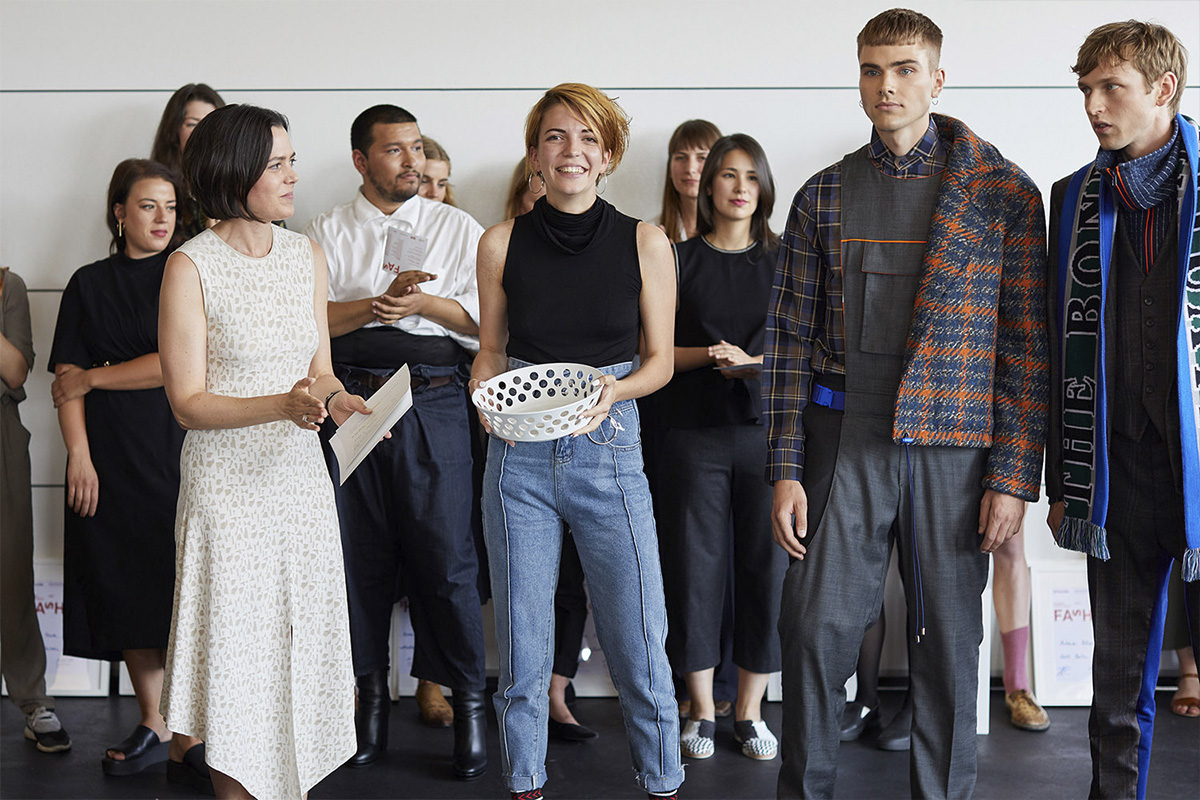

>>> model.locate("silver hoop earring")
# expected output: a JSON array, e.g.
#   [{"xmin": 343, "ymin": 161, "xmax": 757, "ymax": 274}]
[
  {"xmin": 527, "ymin": 171, "xmax": 545, "ymax": 194},
  {"xmin": 596, "ymin": 173, "xmax": 608, "ymax": 195},
  {"xmin": 858, "ymin": 100, "xmax": 863, "ymax": 108},
  {"xmin": 931, "ymin": 97, "xmax": 940, "ymax": 105}
]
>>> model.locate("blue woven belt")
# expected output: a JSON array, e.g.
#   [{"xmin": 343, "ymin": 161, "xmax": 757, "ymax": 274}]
[{"xmin": 810, "ymin": 383, "xmax": 845, "ymax": 411}]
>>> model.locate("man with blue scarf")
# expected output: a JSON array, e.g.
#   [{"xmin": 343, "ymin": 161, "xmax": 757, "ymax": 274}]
[{"xmin": 1046, "ymin": 20, "xmax": 1200, "ymax": 800}]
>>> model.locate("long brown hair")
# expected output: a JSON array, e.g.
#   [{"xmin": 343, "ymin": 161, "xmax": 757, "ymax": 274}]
[
  {"xmin": 659, "ymin": 119, "xmax": 721, "ymax": 243},
  {"xmin": 150, "ymin": 83, "xmax": 226, "ymax": 174}
]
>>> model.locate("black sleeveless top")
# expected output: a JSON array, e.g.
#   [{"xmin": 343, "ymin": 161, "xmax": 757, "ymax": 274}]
[
  {"xmin": 503, "ymin": 197, "xmax": 642, "ymax": 367},
  {"xmin": 654, "ymin": 237, "xmax": 772, "ymax": 427}
]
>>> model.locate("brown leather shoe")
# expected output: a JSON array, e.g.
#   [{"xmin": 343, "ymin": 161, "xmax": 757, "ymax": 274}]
[
  {"xmin": 417, "ymin": 679, "xmax": 454, "ymax": 728},
  {"xmin": 1006, "ymin": 690, "xmax": 1050, "ymax": 732}
]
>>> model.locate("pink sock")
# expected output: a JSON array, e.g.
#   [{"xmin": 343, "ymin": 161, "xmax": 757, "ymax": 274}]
[{"xmin": 1001, "ymin": 626, "xmax": 1030, "ymax": 693}]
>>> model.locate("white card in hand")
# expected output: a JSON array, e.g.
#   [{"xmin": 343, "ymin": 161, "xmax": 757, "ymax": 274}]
[
  {"xmin": 382, "ymin": 228, "xmax": 429, "ymax": 275},
  {"xmin": 329, "ymin": 365, "xmax": 413, "ymax": 484}
]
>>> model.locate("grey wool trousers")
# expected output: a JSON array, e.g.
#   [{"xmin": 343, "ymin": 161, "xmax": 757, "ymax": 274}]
[{"xmin": 777, "ymin": 403, "xmax": 990, "ymax": 800}]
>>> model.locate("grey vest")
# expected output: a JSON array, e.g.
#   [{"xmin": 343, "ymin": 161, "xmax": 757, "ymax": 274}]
[{"xmin": 840, "ymin": 146, "xmax": 942, "ymax": 418}]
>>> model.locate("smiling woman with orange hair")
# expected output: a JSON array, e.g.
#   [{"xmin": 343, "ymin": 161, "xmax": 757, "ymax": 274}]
[{"xmin": 471, "ymin": 83, "xmax": 683, "ymax": 800}]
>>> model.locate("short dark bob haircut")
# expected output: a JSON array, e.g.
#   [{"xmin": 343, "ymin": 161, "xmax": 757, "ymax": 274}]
[
  {"xmin": 106, "ymin": 158, "xmax": 185, "ymax": 254},
  {"xmin": 695, "ymin": 133, "xmax": 779, "ymax": 257},
  {"xmin": 184, "ymin": 104, "xmax": 289, "ymax": 223}
]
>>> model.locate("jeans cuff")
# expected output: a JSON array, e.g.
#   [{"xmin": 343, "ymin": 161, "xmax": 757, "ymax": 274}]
[
  {"xmin": 504, "ymin": 772, "xmax": 547, "ymax": 792},
  {"xmin": 636, "ymin": 764, "xmax": 686, "ymax": 793}
]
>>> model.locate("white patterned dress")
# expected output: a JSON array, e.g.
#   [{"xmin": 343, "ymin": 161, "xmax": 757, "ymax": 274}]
[{"xmin": 161, "ymin": 228, "xmax": 355, "ymax": 799}]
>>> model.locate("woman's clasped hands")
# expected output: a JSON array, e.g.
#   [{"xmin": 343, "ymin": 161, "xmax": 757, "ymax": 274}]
[{"xmin": 282, "ymin": 377, "xmax": 373, "ymax": 431}]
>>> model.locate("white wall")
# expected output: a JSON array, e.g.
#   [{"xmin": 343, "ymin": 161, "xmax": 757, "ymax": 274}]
[{"xmin": 3, "ymin": 0, "xmax": 1198, "ymax": 675}]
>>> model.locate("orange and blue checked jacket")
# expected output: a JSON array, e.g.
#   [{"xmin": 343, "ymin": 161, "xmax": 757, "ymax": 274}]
[{"xmin": 764, "ymin": 114, "xmax": 1048, "ymax": 502}]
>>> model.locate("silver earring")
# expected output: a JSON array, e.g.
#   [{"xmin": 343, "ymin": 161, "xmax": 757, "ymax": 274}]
[
  {"xmin": 527, "ymin": 171, "xmax": 545, "ymax": 194},
  {"xmin": 932, "ymin": 97, "xmax": 940, "ymax": 105},
  {"xmin": 596, "ymin": 173, "xmax": 608, "ymax": 195}
]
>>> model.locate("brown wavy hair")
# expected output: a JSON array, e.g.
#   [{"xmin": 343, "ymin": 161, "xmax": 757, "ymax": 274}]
[{"xmin": 658, "ymin": 119, "xmax": 721, "ymax": 243}]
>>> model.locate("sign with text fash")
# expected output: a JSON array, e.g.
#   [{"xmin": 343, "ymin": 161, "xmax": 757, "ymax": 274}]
[
  {"xmin": 382, "ymin": 227, "xmax": 429, "ymax": 276},
  {"xmin": 1031, "ymin": 562, "xmax": 1094, "ymax": 706}
]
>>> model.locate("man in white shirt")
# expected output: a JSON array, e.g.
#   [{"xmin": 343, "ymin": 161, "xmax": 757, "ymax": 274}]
[{"xmin": 305, "ymin": 104, "xmax": 487, "ymax": 779}]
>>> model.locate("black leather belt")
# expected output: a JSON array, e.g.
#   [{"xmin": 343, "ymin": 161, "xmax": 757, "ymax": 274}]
[{"xmin": 343, "ymin": 367, "xmax": 453, "ymax": 392}]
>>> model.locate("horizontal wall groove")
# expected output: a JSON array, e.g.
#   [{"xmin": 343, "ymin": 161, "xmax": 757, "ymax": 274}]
[{"xmin": 6, "ymin": 85, "xmax": 1197, "ymax": 94}]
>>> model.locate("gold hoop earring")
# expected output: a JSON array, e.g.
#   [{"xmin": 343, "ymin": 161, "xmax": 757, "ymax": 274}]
[
  {"xmin": 596, "ymin": 173, "xmax": 608, "ymax": 195},
  {"xmin": 527, "ymin": 171, "xmax": 545, "ymax": 194}
]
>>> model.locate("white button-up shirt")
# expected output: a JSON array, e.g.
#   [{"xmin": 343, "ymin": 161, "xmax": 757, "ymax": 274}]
[{"xmin": 304, "ymin": 190, "xmax": 483, "ymax": 352}]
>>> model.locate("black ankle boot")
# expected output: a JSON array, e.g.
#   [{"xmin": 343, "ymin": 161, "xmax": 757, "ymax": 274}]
[
  {"xmin": 452, "ymin": 689, "xmax": 488, "ymax": 780},
  {"xmin": 348, "ymin": 669, "xmax": 390, "ymax": 767}
]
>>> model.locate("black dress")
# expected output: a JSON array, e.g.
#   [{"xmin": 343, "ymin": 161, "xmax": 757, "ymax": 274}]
[{"xmin": 49, "ymin": 252, "xmax": 184, "ymax": 659}]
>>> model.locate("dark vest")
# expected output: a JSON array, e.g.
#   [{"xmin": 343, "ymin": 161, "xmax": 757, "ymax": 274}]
[
  {"xmin": 839, "ymin": 146, "xmax": 942, "ymax": 418},
  {"xmin": 1109, "ymin": 215, "xmax": 1181, "ymax": 447}
]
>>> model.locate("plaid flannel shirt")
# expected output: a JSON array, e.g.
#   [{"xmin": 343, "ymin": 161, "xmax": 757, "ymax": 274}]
[{"xmin": 764, "ymin": 121, "xmax": 946, "ymax": 483}]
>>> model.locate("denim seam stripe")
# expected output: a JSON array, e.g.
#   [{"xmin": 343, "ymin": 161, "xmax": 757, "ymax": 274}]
[
  {"xmin": 496, "ymin": 442, "xmax": 513, "ymax": 778},
  {"xmin": 610, "ymin": 442, "xmax": 667, "ymax": 786}
]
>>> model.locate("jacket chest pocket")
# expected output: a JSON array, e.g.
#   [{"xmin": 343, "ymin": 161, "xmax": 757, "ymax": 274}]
[{"xmin": 857, "ymin": 241, "xmax": 924, "ymax": 357}]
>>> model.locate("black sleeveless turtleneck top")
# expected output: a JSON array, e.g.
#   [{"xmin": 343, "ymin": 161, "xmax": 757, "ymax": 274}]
[{"xmin": 503, "ymin": 196, "xmax": 642, "ymax": 367}]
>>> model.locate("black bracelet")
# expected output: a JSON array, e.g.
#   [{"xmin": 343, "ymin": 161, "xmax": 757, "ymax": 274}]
[{"xmin": 324, "ymin": 389, "xmax": 344, "ymax": 407}]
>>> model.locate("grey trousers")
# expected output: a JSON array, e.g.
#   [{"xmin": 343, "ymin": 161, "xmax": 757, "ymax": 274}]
[
  {"xmin": 1, "ymin": 402, "xmax": 52, "ymax": 714},
  {"xmin": 778, "ymin": 404, "xmax": 989, "ymax": 799}
]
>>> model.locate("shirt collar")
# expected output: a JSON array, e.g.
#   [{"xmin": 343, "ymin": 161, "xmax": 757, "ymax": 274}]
[
  {"xmin": 867, "ymin": 117, "xmax": 943, "ymax": 174},
  {"xmin": 352, "ymin": 188, "xmax": 422, "ymax": 231}
]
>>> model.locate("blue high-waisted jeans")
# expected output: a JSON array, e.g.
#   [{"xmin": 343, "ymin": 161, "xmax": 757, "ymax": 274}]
[{"xmin": 483, "ymin": 359, "xmax": 683, "ymax": 794}]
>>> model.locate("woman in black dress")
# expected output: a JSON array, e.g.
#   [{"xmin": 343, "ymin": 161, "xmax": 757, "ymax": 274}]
[
  {"xmin": 49, "ymin": 159, "xmax": 202, "ymax": 781},
  {"xmin": 654, "ymin": 134, "xmax": 787, "ymax": 762}
]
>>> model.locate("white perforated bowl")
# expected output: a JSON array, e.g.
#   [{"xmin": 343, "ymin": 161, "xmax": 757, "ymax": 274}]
[{"xmin": 472, "ymin": 362, "xmax": 604, "ymax": 441}]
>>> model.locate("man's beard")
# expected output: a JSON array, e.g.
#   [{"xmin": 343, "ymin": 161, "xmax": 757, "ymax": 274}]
[{"xmin": 369, "ymin": 171, "xmax": 418, "ymax": 204}]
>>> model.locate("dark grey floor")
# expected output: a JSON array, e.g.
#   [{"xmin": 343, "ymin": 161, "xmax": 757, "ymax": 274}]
[{"xmin": 2, "ymin": 687, "xmax": 1197, "ymax": 799}]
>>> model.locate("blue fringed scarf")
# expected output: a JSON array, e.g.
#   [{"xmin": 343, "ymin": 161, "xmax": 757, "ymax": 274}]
[{"xmin": 1055, "ymin": 114, "xmax": 1200, "ymax": 581}]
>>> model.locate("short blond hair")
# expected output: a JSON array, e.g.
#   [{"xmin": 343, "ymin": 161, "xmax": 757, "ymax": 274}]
[
  {"xmin": 1073, "ymin": 20, "xmax": 1188, "ymax": 115},
  {"xmin": 857, "ymin": 8, "xmax": 943, "ymax": 67},
  {"xmin": 524, "ymin": 83, "xmax": 630, "ymax": 179}
]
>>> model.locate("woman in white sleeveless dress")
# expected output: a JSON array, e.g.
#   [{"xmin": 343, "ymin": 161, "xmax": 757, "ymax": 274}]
[{"xmin": 159, "ymin": 105, "xmax": 372, "ymax": 799}]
